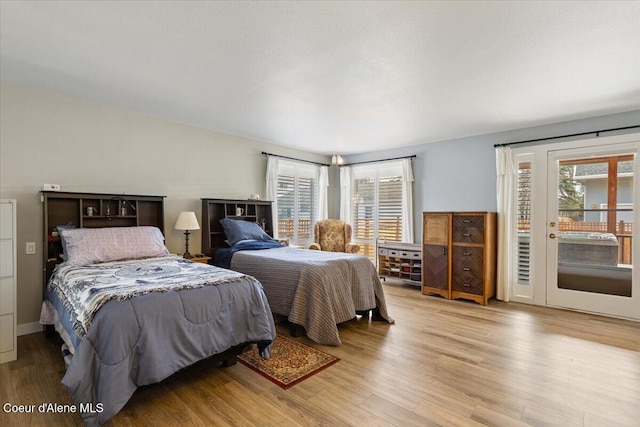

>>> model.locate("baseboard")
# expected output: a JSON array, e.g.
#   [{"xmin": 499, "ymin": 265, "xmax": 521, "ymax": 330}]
[{"xmin": 17, "ymin": 321, "xmax": 43, "ymax": 336}]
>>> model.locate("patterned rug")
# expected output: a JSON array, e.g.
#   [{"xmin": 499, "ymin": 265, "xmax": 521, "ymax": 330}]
[{"xmin": 238, "ymin": 335, "xmax": 339, "ymax": 389}]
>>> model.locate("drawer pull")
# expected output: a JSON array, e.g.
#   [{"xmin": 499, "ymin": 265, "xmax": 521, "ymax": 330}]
[
  {"xmin": 463, "ymin": 233, "xmax": 471, "ymax": 237},
  {"xmin": 463, "ymin": 220, "xmax": 471, "ymax": 223},
  {"xmin": 463, "ymin": 283, "xmax": 471, "ymax": 287},
  {"xmin": 463, "ymin": 252, "xmax": 471, "ymax": 256},
  {"xmin": 463, "ymin": 267, "xmax": 471, "ymax": 271}
]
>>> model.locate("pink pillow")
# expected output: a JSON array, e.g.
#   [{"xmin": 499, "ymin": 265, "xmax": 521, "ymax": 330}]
[{"xmin": 60, "ymin": 226, "xmax": 170, "ymax": 265}]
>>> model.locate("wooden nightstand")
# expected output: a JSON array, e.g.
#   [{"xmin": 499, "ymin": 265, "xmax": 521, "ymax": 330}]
[{"xmin": 188, "ymin": 256, "xmax": 211, "ymax": 264}]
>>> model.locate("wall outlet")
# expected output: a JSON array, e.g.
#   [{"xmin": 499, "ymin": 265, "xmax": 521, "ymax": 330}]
[
  {"xmin": 26, "ymin": 242, "xmax": 36, "ymax": 254},
  {"xmin": 43, "ymin": 184, "xmax": 60, "ymax": 191}
]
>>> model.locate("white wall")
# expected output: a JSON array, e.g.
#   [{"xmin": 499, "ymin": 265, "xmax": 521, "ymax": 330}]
[{"xmin": 0, "ymin": 84, "xmax": 331, "ymax": 326}]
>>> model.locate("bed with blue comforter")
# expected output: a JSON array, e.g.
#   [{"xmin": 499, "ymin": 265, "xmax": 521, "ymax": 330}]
[{"xmin": 40, "ymin": 227, "xmax": 276, "ymax": 426}]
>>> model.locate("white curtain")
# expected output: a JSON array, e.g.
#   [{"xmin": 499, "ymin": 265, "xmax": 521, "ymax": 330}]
[
  {"xmin": 496, "ymin": 146, "xmax": 516, "ymax": 302},
  {"xmin": 401, "ymin": 158, "xmax": 414, "ymax": 243},
  {"xmin": 318, "ymin": 165, "xmax": 329, "ymax": 220},
  {"xmin": 265, "ymin": 156, "xmax": 279, "ymax": 237},
  {"xmin": 339, "ymin": 166, "xmax": 352, "ymax": 224}
]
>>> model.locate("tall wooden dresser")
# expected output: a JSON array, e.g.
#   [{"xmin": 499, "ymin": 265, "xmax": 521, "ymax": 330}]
[{"xmin": 422, "ymin": 212, "xmax": 497, "ymax": 305}]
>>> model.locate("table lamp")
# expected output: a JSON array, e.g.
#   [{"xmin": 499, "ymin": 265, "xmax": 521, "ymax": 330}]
[{"xmin": 174, "ymin": 211, "xmax": 200, "ymax": 259}]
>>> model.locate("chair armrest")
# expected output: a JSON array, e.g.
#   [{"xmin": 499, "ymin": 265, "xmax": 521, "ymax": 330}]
[
  {"xmin": 309, "ymin": 243, "xmax": 321, "ymax": 250},
  {"xmin": 345, "ymin": 243, "xmax": 360, "ymax": 253}
]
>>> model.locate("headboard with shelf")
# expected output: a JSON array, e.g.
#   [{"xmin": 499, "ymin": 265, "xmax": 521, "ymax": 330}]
[
  {"xmin": 42, "ymin": 191, "xmax": 166, "ymax": 286},
  {"xmin": 201, "ymin": 198, "xmax": 273, "ymax": 257}
]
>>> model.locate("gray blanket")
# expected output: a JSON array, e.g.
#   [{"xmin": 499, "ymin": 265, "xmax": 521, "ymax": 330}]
[
  {"xmin": 45, "ymin": 257, "xmax": 276, "ymax": 426},
  {"xmin": 230, "ymin": 247, "xmax": 394, "ymax": 345}
]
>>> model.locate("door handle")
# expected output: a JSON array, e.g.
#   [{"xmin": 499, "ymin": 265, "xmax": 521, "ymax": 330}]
[{"xmin": 549, "ymin": 233, "xmax": 556, "ymax": 239}]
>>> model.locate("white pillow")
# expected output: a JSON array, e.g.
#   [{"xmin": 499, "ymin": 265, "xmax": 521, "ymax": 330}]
[{"xmin": 60, "ymin": 226, "xmax": 170, "ymax": 265}]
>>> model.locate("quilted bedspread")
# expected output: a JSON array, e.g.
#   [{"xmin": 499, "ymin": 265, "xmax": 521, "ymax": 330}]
[
  {"xmin": 43, "ymin": 256, "xmax": 276, "ymax": 426},
  {"xmin": 228, "ymin": 247, "xmax": 394, "ymax": 345}
]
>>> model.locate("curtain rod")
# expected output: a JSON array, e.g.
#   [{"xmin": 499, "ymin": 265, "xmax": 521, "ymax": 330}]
[
  {"xmin": 493, "ymin": 125, "xmax": 640, "ymax": 148},
  {"xmin": 340, "ymin": 154, "xmax": 416, "ymax": 167},
  {"xmin": 261, "ymin": 151, "xmax": 330, "ymax": 167}
]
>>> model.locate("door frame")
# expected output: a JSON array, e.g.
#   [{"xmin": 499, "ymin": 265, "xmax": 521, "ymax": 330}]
[
  {"xmin": 546, "ymin": 142, "xmax": 639, "ymax": 320},
  {"xmin": 509, "ymin": 132, "xmax": 640, "ymax": 320}
]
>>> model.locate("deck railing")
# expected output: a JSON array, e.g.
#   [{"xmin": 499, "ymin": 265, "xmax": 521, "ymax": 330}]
[
  {"xmin": 277, "ymin": 219, "xmax": 311, "ymax": 239},
  {"xmin": 518, "ymin": 219, "xmax": 633, "ymax": 265}
]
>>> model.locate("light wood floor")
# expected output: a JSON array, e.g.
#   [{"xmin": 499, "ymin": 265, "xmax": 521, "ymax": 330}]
[{"xmin": 1, "ymin": 280, "xmax": 639, "ymax": 426}]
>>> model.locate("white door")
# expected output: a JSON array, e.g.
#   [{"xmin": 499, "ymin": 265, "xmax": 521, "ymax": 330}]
[{"xmin": 546, "ymin": 144, "xmax": 639, "ymax": 320}]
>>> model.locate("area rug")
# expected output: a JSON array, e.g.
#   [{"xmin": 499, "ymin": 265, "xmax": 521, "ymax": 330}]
[{"xmin": 238, "ymin": 335, "xmax": 339, "ymax": 389}]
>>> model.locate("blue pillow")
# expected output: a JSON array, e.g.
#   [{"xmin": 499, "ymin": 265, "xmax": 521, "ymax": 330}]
[{"xmin": 220, "ymin": 218, "xmax": 272, "ymax": 246}]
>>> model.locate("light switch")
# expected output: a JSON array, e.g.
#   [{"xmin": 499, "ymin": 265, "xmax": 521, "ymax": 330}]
[{"xmin": 26, "ymin": 242, "xmax": 36, "ymax": 254}]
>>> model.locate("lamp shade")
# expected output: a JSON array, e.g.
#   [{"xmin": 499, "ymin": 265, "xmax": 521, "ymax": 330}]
[{"xmin": 174, "ymin": 211, "xmax": 200, "ymax": 230}]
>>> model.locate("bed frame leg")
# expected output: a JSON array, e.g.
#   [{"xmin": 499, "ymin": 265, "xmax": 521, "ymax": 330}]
[
  {"xmin": 223, "ymin": 355, "xmax": 237, "ymax": 367},
  {"xmin": 45, "ymin": 324, "xmax": 55, "ymax": 338},
  {"xmin": 371, "ymin": 308, "xmax": 385, "ymax": 321},
  {"xmin": 356, "ymin": 310, "xmax": 371, "ymax": 319},
  {"xmin": 289, "ymin": 323, "xmax": 304, "ymax": 338}
]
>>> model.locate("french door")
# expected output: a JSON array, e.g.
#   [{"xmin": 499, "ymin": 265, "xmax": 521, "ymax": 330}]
[{"xmin": 546, "ymin": 144, "xmax": 639, "ymax": 320}]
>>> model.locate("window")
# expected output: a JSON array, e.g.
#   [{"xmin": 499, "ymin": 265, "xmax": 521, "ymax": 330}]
[
  {"xmin": 516, "ymin": 160, "xmax": 532, "ymax": 286},
  {"xmin": 275, "ymin": 161, "xmax": 319, "ymax": 246},
  {"xmin": 349, "ymin": 161, "xmax": 411, "ymax": 260}
]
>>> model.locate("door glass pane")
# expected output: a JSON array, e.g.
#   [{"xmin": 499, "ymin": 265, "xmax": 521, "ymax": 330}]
[
  {"xmin": 378, "ymin": 175, "xmax": 403, "ymax": 243},
  {"xmin": 296, "ymin": 176, "xmax": 315, "ymax": 244},
  {"xmin": 352, "ymin": 177, "xmax": 375, "ymax": 259},
  {"xmin": 277, "ymin": 175, "xmax": 295, "ymax": 239},
  {"xmin": 557, "ymin": 156, "xmax": 633, "ymax": 297},
  {"xmin": 276, "ymin": 174, "xmax": 316, "ymax": 245}
]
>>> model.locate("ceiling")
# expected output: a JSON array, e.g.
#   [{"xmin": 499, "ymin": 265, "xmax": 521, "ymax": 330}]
[{"xmin": 1, "ymin": 1, "xmax": 639, "ymax": 155}]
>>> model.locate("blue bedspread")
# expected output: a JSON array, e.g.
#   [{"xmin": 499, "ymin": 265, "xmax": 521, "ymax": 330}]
[{"xmin": 214, "ymin": 240, "xmax": 285, "ymax": 269}]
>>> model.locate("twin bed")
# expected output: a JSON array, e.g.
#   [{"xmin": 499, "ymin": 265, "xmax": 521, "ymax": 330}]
[
  {"xmin": 214, "ymin": 239, "xmax": 393, "ymax": 346},
  {"xmin": 40, "ymin": 192, "xmax": 393, "ymax": 426},
  {"xmin": 40, "ymin": 225, "xmax": 276, "ymax": 426},
  {"xmin": 204, "ymin": 199, "xmax": 394, "ymax": 346}
]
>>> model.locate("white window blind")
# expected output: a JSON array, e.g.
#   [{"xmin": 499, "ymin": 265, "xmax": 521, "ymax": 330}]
[
  {"xmin": 276, "ymin": 161, "xmax": 318, "ymax": 246},
  {"xmin": 516, "ymin": 161, "xmax": 532, "ymax": 285},
  {"xmin": 351, "ymin": 162, "xmax": 405, "ymax": 260}
]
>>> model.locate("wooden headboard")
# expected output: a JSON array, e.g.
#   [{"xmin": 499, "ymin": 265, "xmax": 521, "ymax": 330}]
[
  {"xmin": 42, "ymin": 191, "xmax": 165, "ymax": 286},
  {"xmin": 200, "ymin": 198, "xmax": 273, "ymax": 257}
]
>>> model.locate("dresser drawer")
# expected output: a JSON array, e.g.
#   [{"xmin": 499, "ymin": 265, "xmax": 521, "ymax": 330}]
[
  {"xmin": 453, "ymin": 215, "xmax": 485, "ymax": 229},
  {"xmin": 453, "ymin": 215, "xmax": 484, "ymax": 242},
  {"xmin": 452, "ymin": 258, "xmax": 483, "ymax": 278},
  {"xmin": 452, "ymin": 246, "xmax": 484, "ymax": 266},
  {"xmin": 451, "ymin": 275, "xmax": 484, "ymax": 295}
]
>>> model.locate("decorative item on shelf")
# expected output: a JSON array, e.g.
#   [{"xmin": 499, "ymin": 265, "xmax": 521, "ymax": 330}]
[
  {"xmin": 174, "ymin": 211, "xmax": 200, "ymax": 259},
  {"xmin": 236, "ymin": 207, "xmax": 244, "ymax": 216},
  {"xmin": 249, "ymin": 193, "xmax": 261, "ymax": 200},
  {"xmin": 106, "ymin": 196, "xmax": 137, "ymax": 218},
  {"xmin": 86, "ymin": 206, "xmax": 94, "ymax": 216}
]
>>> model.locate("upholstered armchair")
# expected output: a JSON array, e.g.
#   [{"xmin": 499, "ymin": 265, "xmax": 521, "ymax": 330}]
[{"xmin": 309, "ymin": 219, "xmax": 360, "ymax": 253}]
